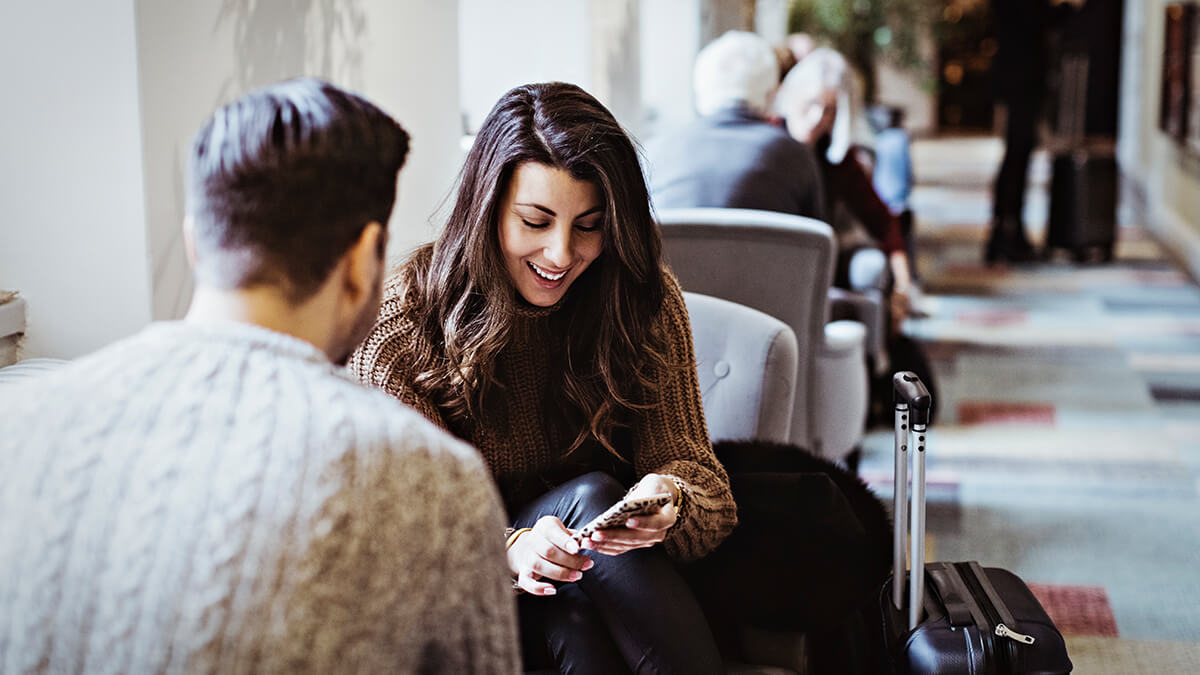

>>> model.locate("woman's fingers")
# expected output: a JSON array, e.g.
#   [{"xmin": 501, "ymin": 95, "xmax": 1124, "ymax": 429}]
[
  {"xmin": 534, "ymin": 515, "xmax": 582, "ymax": 555},
  {"xmin": 590, "ymin": 528, "xmax": 661, "ymax": 546},
  {"xmin": 527, "ymin": 555, "xmax": 584, "ymax": 583},
  {"xmin": 625, "ymin": 503, "xmax": 676, "ymax": 531},
  {"xmin": 516, "ymin": 570, "xmax": 557, "ymax": 596},
  {"xmin": 582, "ymin": 524, "xmax": 667, "ymax": 556},
  {"xmin": 509, "ymin": 515, "xmax": 595, "ymax": 592},
  {"xmin": 531, "ymin": 516, "xmax": 592, "ymax": 570},
  {"xmin": 583, "ymin": 537, "xmax": 658, "ymax": 556}
]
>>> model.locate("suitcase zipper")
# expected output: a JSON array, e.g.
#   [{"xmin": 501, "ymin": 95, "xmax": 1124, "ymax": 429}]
[
  {"xmin": 954, "ymin": 563, "xmax": 1013, "ymax": 671},
  {"xmin": 995, "ymin": 623, "xmax": 1036, "ymax": 644}
]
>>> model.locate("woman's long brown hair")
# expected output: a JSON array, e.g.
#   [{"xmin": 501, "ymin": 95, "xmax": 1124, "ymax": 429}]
[{"xmin": 409, "ymin": 82, "xmax": 670, "ymax": 457}]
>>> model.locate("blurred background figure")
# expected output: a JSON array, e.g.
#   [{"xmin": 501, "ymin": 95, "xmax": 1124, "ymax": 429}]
[
  {"xmin": 786, "ymin": 32, "xmax": 817, "ymax": 65},
  {"xmin": 776, "ymin": 47, "xmax": 915, "ymax": 329},
  {"xmin": 646, "ymin": 30, "xmax": 825, "ymax": 219},
  {"xmin": 986, "ymin": 0, "xmax": 1055, "ymax": 264},
  {"xmin": 871, "ymin": 105, "xmax": 918, "ymax": 281}
]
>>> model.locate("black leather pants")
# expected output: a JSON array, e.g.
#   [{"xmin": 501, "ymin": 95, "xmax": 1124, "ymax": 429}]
[{"xmin": 512, "ymin": 472, "xmax": 723, "ymax": 675}]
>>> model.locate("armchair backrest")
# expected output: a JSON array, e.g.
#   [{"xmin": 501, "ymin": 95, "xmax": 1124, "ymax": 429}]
[
  {"xmin": 658, "ymin": 207, "xmax": 835, "ymax": 449},
  {"xmin": 683, "ymin": 292, "xmax": 797, "ymax": 443}
]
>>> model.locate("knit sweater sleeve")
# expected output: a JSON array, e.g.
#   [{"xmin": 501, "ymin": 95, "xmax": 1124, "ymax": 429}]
[
  {"xmin": 385, "ymin": 424, "xmax": 521, "ymax": 674},
  {"xmin": 633, "ymin": 270, "xmax": 738, "ymax": 562},
  {"xmin": 348, "ymin": 267, "xmax": 449, "ymax": 431},
  {"xmin": 277, "ymin": 405, "xmax": 520, "ymax": 674}
]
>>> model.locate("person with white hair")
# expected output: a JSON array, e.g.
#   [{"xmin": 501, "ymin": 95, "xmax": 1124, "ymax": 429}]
[
  {"xmin": 645, "ymin": 30, "xmax": 825, "ymax": 218},
  {"xmin": 777, "ymin": 47, "xmax": 916, "ymax": 334}
]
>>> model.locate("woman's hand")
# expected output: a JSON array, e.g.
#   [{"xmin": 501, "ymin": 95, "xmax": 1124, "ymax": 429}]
[
  {"xmin": 581, "ymin": 474, "xmax": 680, "ymax": 556},
  {"xmin": 508, "ymin": 515, "xmax": 594, "ymax": 596},
  {"xmin": 888, "ymin": 251, "xmax": 916, "ymax": 335}
]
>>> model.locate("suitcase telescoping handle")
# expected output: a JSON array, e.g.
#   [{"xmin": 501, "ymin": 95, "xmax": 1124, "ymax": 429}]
[{"xmin": 893, "ymin": 371, "xmax": 932, "ymax": 630}]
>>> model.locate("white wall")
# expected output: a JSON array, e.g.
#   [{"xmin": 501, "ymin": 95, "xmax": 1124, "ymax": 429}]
[
  {"xmin": 1119, "ymin": 0, "xmax": 1200, "ymax": 279},
  {"xmin": 136, "ymin": 0, "xmax": 464, "ymax": 318},
  {"xmin": 0, "ymin": 0, "xmax": 152, "ymax": 358},
  {"xmin": 458, "ymin": 0, "xmax": 592, "ymax": 134},
  {"xmin": 0, "ymin": 1, "xmax": 463, "ymax": 358},
  {"xmin": 875, "ymin": 58, "xmax": 937, "ymax": 138}
]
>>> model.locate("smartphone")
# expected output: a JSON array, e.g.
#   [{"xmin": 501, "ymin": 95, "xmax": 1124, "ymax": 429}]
[{"xmin": 572, "ymin": 493, "xmax": 674, "ymax": 542}]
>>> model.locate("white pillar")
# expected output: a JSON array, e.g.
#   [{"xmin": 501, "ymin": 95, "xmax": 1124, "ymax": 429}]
[
  {"xmin": 640, "ymin": 0, "xmax": 702, "ymax": 136},
  {"xmin": 589, "ymin": 0, "xmax": 643, "ymax": 136}
]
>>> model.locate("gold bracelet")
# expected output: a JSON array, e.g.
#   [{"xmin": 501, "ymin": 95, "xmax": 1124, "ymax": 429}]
[{"xmin": 505, "ymin": 527, "xmax": 532, "ymax": 550}]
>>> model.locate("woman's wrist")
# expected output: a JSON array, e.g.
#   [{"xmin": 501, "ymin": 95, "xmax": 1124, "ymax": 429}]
[
  {"xmin": 641, "ymin": 473, "xmax": 687, "ymax": 517},
  {"xmin": 504, "ymin": 527, "xmax": 532, "ymax": 551},
  {"xmin": 666, "ymin": 477, "xmax": 684, "ymax": 509}
]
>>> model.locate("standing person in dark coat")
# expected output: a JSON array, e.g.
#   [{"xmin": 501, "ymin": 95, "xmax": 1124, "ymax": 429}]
[
  {"xmin": 987, "ymin": 0, "xmax": 1052, "ymax": 263},
  {"xmin": 645, "ymin": 30, "xmax": 826, "ymax": 221},
  {"xmin": 988, "ymin": 0, "xmax": 1087, "ymax": 263}
]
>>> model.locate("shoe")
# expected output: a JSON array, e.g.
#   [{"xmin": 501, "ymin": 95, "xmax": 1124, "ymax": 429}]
[{"xmin": 984, "ymin": 218, "xmax": 1037, "ymax": 265}]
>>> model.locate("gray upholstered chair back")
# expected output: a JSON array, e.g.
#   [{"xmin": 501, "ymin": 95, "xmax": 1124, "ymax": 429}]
[
  {"xmin": 683, "ymin": 292, "xmax": 797, "ymax": 443},
  {"xmin": 659, "ymin": 207, "xmax": 835, "ymax": 451}
]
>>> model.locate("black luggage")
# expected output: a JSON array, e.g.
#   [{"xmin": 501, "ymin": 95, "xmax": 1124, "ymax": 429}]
[
  {"xmin": 880, "ymin": 372, "xmax": 1073, "ymax": 674},
  {"xmin": 1045, "ymin": 149, "xmax": 1117, "ymax": 263}
]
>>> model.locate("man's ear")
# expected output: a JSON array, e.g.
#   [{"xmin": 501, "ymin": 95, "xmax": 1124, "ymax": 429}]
[
  {"xmin": 182, "ymin": 216, "xmax": 197, "ymax": 267},
  {"xmin": 343, "ymin": 222, "xmax": 386, "ymax": 302}
]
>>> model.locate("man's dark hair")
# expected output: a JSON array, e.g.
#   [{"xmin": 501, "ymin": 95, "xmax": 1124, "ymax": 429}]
[{"xmin": 187, "ymin": 78, "xmax": 410, "ymax": 302}]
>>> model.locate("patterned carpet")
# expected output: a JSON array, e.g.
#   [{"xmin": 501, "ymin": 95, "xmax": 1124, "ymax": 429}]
[{"xmin": 858, "ymin": 137, "xmax": 1200, "ymax": 672}]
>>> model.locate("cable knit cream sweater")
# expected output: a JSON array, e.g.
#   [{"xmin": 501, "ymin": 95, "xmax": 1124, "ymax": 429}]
[
  {"xmin": 0, "ymin": 321, "xmax": 519, "ymax": 674},
  {"xmin": 350, "ymin": 251, "xmax": 737, "ymax": 562}
]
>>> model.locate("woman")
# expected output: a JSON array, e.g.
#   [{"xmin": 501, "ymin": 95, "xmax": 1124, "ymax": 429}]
[
  {"xmin": 776, "ymin": 47, "xmax": 915, "ymax": 331},
  {"xmin": 351, "ymin": 82, "xmax": 736, "ymax": 674}
]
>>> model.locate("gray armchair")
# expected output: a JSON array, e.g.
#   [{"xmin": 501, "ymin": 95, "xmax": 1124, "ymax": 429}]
[
  {"xmin": 659, "ymin": 207, "xmax": 868, "ymax": 463},
  {"xmin": 683, "ymin": 292, "xmax": 797, "ymax": 444}
]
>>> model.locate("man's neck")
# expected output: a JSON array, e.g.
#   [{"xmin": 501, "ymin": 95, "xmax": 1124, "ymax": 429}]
[
  {"xmin": 710, "ymin": 101, "xmax": 767, "ymax": 119},
  {"xmin": 185, "ymin": 286, "xmax": 336, "ymax": 362}
]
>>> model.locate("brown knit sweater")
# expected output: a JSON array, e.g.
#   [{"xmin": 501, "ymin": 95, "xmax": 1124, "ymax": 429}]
[{"xmin": 350, "ymin": 251, "xmax": 737, "ymax": 562}]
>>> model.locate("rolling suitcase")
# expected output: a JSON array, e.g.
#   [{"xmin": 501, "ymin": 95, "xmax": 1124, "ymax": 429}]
[
  {"xmin": 880, "ymin": 372, "xmax": 1073, "ymax": 674},
  {"xmin": 1044, "ymin": 150, "xmax": 1117, "ymax": 263}
]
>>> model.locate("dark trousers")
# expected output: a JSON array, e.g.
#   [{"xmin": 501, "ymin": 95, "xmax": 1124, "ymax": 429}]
[
  {"xmin": 992, "ymin": 95, "xmax": 1039, "ymax": 225},
  {"xmin": 512, "ymin": 472, "xmax": 724, "ymax": 675}
]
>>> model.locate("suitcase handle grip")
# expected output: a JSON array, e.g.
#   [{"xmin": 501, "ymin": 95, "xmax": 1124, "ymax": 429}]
[
  {"xmin": 893, "ymin": 372, "xmax": 931, "ymax": 426},
  {"xmin": 892, "ymin": 371, "xmax": 930, "ymax": 630}
]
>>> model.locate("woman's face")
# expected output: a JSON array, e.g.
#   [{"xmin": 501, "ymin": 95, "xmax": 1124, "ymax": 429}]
[
  {"xmin": 788, "ymin": 88, "xmax": 838, "ymax": 145},
  {"xmin": 497, "ymin": 161, "xmax": 605, "ymax": 307}
]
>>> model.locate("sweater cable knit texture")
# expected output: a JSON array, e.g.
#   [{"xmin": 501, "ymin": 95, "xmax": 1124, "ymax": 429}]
[
  {"xmin": 350, "ymin": 252, "xmax": 738, "ymax": 562},
  {"xmin": 0, "ymin": 321, "xmax": 519, "ymax": 674}
]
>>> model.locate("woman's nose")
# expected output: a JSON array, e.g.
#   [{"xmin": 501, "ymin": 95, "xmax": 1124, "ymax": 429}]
[{"xmin": 544, "ymin": 225, "xmax": 572, "ymax": 267}]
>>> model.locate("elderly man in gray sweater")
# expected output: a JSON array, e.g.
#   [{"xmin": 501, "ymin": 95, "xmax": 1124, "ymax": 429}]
[
  {"xmin": 646, "ymin": 30, "xmax": 826, "ymax": 220},
  {"xmin": 0, "ymin": 79, "xmax": 519, "ymax": 674}
]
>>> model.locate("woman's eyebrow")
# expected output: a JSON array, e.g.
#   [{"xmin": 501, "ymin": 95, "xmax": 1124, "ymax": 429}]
[
  {"xmin": 515, "ymin": 203, "xmax": 604, "ymax": 220},
  {"xmin": 516, "ymin": 202, "xmax": 557, "ymax": 216}
]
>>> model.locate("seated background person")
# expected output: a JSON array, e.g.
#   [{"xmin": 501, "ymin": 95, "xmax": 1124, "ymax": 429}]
[
  {"xmin": 351, "ymin": 81, "xmax": 736, "ymax": 675},
  {"xmin": 645, "ymin": 30, "xmax": 825, "ymax": 220},
  {"xmin": 776, "ymin": 47, "xmax": 916, "ymax": 332},
  {"xmin": 872, "ymin": 104, "xmax": 918, "ymax": 282},
  {"xmin": 0, "ymin": 79, "xmax": 519, "ymax": 674}
]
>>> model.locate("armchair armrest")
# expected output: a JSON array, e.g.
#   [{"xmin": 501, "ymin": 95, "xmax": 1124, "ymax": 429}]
[
  {"xmin": 811, "ymin": 320, "xmax": 868, "ymax": 462},
  {"xmin": 827, "ymin": 287, "xmax": 886, "ymax": 375}
]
